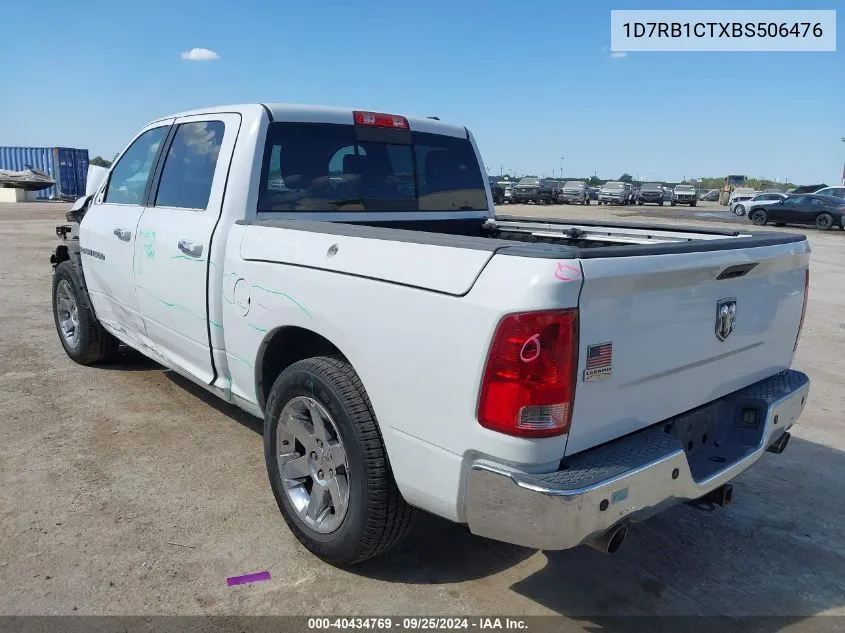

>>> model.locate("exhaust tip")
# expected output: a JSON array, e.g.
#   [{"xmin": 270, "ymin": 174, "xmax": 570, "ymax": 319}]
[
  {"xmin": 588, "ymin": 524, "xmax": 628, "ymax": 554},
  {"xmin": 767, "ymin": 432, "xmax": 791, "ymax": 455},
  {"xmin": 606, "ymin": 525, "xmax": 627, "ymax": 554}
]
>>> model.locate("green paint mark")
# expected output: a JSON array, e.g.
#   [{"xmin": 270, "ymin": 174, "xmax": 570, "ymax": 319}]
[
  {"xmin": 136, "ymin": 286, "xmax": 222, "ymax": 329},
  {"xmin": 247, "ymin": 323, "xmax": 269, "ymax": 333},
  {"xmin": 171, "ymin": 255, "xmax": 204, "ymax": 263},
  {"xmin": 170, "ymin": 256, "xmax": 217, "ymax": 270},
  {"xmin": 250, "ymin": 284, "xmax": 312, "ymax": 319},
  {"xmin": 136, "ymin": 286, "xmax": 174, "ymax": 308},
  {"xmin": 142, "ymin": 231, "xmax": 156, "ymax": 260},
  {"xmin": 226, "ymin": 352, "xmax": 253, "ymax": 368}
]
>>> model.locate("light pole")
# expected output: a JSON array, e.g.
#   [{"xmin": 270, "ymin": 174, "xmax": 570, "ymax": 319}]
[{"xmin": 560, "ymin": 157, "xmax": 564, "ymax": 181}]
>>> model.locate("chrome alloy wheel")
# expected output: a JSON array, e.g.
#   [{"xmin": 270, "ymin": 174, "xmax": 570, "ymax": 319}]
[
  {"xmin": 56, "ymin": 280, "xmax": 80, "ymax": 348},
  {"xmin": 276, "ymin": 396, "xmax": 350, "ymax": 534}
]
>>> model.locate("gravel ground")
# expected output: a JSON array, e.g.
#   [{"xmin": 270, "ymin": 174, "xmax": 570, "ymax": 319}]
[{"xmin": 0, "ymin": 201, "xmax": 843, "ymax": 626}]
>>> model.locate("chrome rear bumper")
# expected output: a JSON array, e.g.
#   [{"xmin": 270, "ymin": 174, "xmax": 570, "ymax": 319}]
[{"xmin": 465, "ymin": 369, "xmax": 809, "ymax": 551}]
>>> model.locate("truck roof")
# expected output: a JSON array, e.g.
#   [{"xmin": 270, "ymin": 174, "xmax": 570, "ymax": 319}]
[{"xmin": 151, "ymin": 103, "xmax": 468, "ymax": 139}]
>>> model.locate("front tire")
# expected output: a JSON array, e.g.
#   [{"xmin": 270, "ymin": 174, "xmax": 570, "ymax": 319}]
[
  {"xmin": 750, "ymin": 209, "xmax": 768, "ymax": 226},
  {"xmin": 264, "ymin": 356, "xmax": 414, "ymax": 566},
  {"xmin": 734, "ymin": 205, "xmax": 745, "ymax": 216},
  {"xmin": 52, "ymin": 260, "xmax": 119, "ymax": 365}
]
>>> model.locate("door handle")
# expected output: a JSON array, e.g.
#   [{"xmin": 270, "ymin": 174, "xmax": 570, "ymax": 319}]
[
  {"xmin": 113, "ymin": 227, "xmax": 131, "ymax": 241},
  {"xmin": 177, "ymin": 239, "xmax": 203, "ymax": 258}
]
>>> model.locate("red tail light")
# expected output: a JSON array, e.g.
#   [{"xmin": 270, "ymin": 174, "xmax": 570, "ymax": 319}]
[
  {"xmin": 477, "ymin": 310, "xmax": 579, "ymax": 438},
  {"xmin": 353, "ymin": 110, "xmax": 409, "ymax": 129},
  {"xmin": 794, "ymin": 267, "xmax": 809, "ymax": 352}
]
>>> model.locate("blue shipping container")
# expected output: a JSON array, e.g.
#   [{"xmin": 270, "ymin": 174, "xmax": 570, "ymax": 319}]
[{"xmin": 0, "ymin": 146, "xmax": 89, "ymax": 200}]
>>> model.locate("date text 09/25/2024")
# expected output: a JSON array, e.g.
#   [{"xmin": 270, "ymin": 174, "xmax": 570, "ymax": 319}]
[{"xmin": 307, "ymin": 618, "xmax": 528, "ymax": 631}]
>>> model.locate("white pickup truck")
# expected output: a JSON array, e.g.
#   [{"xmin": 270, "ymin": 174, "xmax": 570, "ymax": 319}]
[{"xmin": 51, "ymin": 104, "xmax": 811, "ymax": 565}]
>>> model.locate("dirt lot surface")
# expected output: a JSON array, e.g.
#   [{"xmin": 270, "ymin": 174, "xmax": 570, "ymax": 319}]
[{"xmin": 1, "ymin": 201, "xmax": 843, "ymax": 624}]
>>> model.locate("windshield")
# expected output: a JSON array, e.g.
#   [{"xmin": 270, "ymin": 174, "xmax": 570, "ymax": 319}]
[
  {"xmin": 258, "ymin": 122, "xmax": 487, "ymax": 213},
  {"xmin": 641, "ymin": 183, "xmax": 662, "ymax": 191},
  {"xmin": 675, "ymin": 185, "xmax": 695, "ymax": 192},
  {"xmin": 517, "ymin": 178, "xmax": 540, "ymax": 186},
  {"xmin": 564, "ymin": 181, "xmax": 584, "ymax": 188},
  {"xmin": 601, "ymin": 182, "xmax": 624, "ymax": 190}
]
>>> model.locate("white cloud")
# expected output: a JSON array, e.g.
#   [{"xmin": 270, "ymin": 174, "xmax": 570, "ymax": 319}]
[
  {"xmin": 181, "ymin": 48, "xmax": 220, "ymax": 61},
  {"xmin": 610, "ymin": 51, "xmax": 628, "ymax": 58}
]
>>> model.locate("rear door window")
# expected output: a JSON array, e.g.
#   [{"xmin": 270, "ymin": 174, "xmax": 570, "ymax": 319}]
[
  {"xmin": 154, "ymin": 121, "xmax": 225, "ymax": 210},
  {"xmin": 258, "ymin": 122, "xmax": 486, "ymax": 213}
]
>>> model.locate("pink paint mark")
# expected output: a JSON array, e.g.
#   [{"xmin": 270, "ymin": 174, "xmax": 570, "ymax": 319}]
[
  {"xmin": 519, "ymin": 334, "xmax": 541, "ymax": 363},
  {"xmin": 554, "ymin": 262, "xmax": 581, "ymax": 281},
  {"xmin": 227, "ymin": 571, "xmax": 271, "ymax": 586}
]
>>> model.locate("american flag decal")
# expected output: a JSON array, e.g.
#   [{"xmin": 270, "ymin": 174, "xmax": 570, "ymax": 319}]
[{"xmin": 584, "ymin": 342, "xmax": 613, "ymax": 382}]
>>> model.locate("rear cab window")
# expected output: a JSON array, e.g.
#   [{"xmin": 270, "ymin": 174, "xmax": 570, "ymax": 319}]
[{"xmin": 257, "ymin": 122, "xmax": 487, "ymax": 213}]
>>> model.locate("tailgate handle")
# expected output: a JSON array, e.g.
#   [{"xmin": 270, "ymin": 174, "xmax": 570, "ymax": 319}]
[{"xmin": 717, "ymin": 263, "xmax": 757, "ymax": 280}]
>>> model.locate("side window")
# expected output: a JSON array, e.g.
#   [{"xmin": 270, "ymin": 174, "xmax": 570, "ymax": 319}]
[
  {"xmin": 155, "ymin": 121, "xmax": 225, "ymax": 210},
  {"xmin": 833, "ymin": 188, "xmax": 845, "ymax": 199},
  {"xmin": 104, "ymin": 126, "xmax": 168, "ymax": 204}
]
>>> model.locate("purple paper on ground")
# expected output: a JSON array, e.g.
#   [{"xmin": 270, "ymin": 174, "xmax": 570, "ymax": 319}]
[{"xmin": 227, "ymin": 570, "xmax": 271, "ymax": 586}]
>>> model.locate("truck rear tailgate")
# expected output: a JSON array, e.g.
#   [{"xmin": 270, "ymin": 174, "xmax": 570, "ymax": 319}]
[{"xmin": 566, "ymin": 240, "xmax": 809, "ymax": 456}]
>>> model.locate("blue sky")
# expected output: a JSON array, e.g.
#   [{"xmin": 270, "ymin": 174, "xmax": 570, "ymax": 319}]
[{"xmin": 1, "ymin": 0, "xmax": 842, "ymax": 184}]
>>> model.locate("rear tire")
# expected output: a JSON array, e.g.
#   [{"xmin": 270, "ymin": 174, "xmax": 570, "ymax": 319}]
[
  {"xmin": 750, "ymin": 209, "xmax": 768, "ymax": 226},
  {"xmin": 52, "ymin": 260, "xmax": 119, "ymax": 365},
  {"xmin": 815, "ymin": 213, "xmax": 834, "ymax": 231},
  {"xmin": 264, "ymin": 356, "xmax": 414, "ymax": 566}
]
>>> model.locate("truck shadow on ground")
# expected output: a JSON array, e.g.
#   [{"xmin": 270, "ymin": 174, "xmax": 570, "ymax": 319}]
[
  {"xmin": 93, "ymin": 345, "xmax": 166, "ymax": 372},
  {"xmin": 353, "ymin": 436, "xmax": 845, "ymax": 626},
  {"xmin": 163, "ymin": 371, "xmax": 264, "ymax": 435}
]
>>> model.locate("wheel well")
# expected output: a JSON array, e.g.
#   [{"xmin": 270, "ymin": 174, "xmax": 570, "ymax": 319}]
[
  {"xmin": 256, "ymin": 326, "xmax": 345, "ymax": 410},
  {"xmin": 51, "ymin": 245, "xmax": 70, "ymax": 265}
]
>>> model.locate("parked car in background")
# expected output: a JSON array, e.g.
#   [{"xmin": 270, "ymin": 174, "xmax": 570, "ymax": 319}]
[
  {"xmin": 502, "ymin": 182, "xmax": 515, "ymax": 203},
  {"xmin": 588, "ymin": 187, "xmax": 599, "ymax": 200},
  {"xmin": 559, "ymin": 180, "xmax": 590, "ymax": 205},
  {"xmin": 748, "ymin": 194, "xmax": 845, "ymax": 230},
  {"xmin": 729, "ymin": 187, "xmax": 757, "ymax": 206},
  {"xmin": 512, "ymin": 177, "xmax": 554, "ymax": 204},
  {"xmin": 672, "ymin": 184, "xmax": 697, "ymax": 207},
  {"xmin": 790, "ymin": 184, "xmax": 828, "ymax": 194},
  {"xmin": 813, "ymin": 186, "xmax": 845, "ymax": 200},
  {"xmin": 732, "ymin": 192, "xmax": 787, "ymax": 217},
  {"xmin": 637, "ymin": 182, "xmax": 665, "ymax": 206},
  {"xmin": 698, "ymin": 189, "xmax": 720, "ymax": 201},
  {"xmin": 598, "ymin": 181, "xmax": 628, "ymax": 205},
  {"xmin": 489, "ymin": 178, "xmax": 505, "ymax": 205},
  {"xmin": 626, "ymin": 184, "xmax": 637, "ymax": 205}
]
